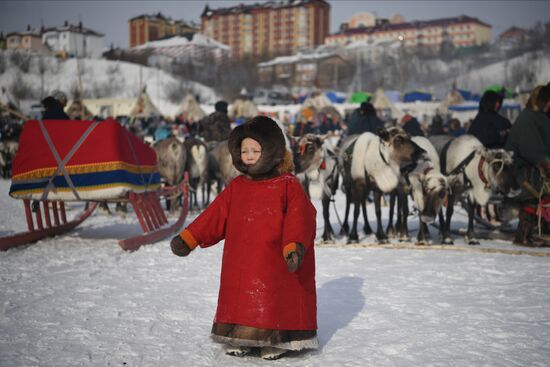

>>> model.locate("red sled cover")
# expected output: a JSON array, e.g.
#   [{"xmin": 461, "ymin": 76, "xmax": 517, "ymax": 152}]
[{"xmin": 10, "ymin": 119, "xmax": 161, "ymax": 201}]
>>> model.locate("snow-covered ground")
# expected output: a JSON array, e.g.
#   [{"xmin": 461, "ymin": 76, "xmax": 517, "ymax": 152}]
[{"xmin": 1, "ymin": 178, "xmax": 550, "ymax": 366}]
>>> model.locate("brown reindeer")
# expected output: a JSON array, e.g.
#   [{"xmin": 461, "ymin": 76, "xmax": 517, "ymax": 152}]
[
  {"xmin": 153, "ymin": 137, "xmax": 187, "ymax": 213},
  {"xmin": 183, "ymin": 137, "xmax": 209, "ymax": 211},
  {"xmin": 207, "ymin": 140, "xmax": 239, "ymax": 196}
]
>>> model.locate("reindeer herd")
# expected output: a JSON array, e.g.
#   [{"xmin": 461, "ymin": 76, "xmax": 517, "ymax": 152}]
[{"xmin": 153, "ymin": 123, "xmax": 519, "ymax": 246}]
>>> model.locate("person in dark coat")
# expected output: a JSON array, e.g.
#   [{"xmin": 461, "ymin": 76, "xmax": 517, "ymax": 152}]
[
  {"xmin": 41, "ymin": 96, "xmax": 69, "ymax": 120},
  {"xmin": 400, "ymin": 113, "xmax": 424, "ymax": 137},
  {"xmin": 447, "ymin": 118, "xmax": 466, "ymax": 137},
  {"xmin": 505, "ymin": 85, "xmax": 550, "ymax": 246},
  {"xmin": 199, "ymin": 100, "xmax": 232, "ymax": 142},
  {"xmin": 347, "ymin": 102, "xmax": 384, "ymax": 135},
  {"xmin": 428, "ymin": 114, "xmax": 446, "ymax": 136},
  {"xmin": 467, "ymin": 91, "xmax": 511, "ymax": 148},
  {"xmin": 293, "ymin": 108, "xmax": 318, "ymax": 137}
]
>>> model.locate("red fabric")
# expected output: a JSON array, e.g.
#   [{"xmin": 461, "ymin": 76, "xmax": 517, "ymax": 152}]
[
  {"xmin": 12, "ymin": 119, "xmax": 157, "ymax": 177},
  {"xmin": 523, "ymin": 198, "xmax": 550, "ymax": 222},
  {"xmin": 185, "ymin": 173, "xmax": 317, "ymax": 331}
]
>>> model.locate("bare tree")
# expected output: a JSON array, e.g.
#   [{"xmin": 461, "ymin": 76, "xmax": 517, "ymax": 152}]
[
  {"xmin": 10, "ymin": 51, "xmax": 32, "ymax": 73},
  {"xmin": 9, "ymin": 72, "xmax": 35, "ymax": 102}
]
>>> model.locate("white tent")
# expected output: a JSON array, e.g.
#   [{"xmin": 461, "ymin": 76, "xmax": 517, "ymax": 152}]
[
  {"xmin": 439, "ymin": 89, "xmax": 465, "ymax": 113},
  {"xmin": 229, "ymin": 98, "xmax": 259, "ymax": 120},
  {"xmin": 130, "ymin": 87, "xmax": 161, "ymax": 118},
  {"xmin": 177, "ymin": 94, "xmax": 206, "ymax": 122},
  {"xmin": 302, "ymin": 91, "xmax": 333, "ymax": 111},
  {"xmin": 372, "ymin": 87, "xmax": 404, "ymax": 120}
]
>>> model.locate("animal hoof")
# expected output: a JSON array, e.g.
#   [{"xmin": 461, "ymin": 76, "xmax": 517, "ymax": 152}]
[
  {"xmin": 377, "ymin": 238, "xmax": 389, "ymax": 245},
  {"xmin": 468, "ymin": 239, "xmax": 480, "ymax": 246},
  {"xmin": 347, "ymin": 239, "xmax": 359, "ymax": 244},
  {"xmin": 399, "ymin": 236, "xmax": 411, "ymax": 243},
  {"xmin": 442, "ymin": 237, "xmax": 454, "ymax": 245}
]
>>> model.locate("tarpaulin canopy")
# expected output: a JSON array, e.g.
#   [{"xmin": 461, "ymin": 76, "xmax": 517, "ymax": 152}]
[
  {"xmin": 482, "ymin": 84, "xmax": 514, "ymax": 99},
  {"xmin": 10, "ymin": 119, "xmax": 160, "ymax": 201},
  {"xmin": 325, "ymin": 91, "xmax": 346, "ymax": 104},
  {"xmin": 349, "ymin": 91, "xmax": 371, "ymax": 103},
  {"xmin": 403, "ymin": 91, "xmax": 432, "ymax": 102}
]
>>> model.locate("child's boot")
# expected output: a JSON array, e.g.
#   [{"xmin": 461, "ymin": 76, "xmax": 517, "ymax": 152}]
[
  {"xmin": 224, "ymin": 345, "xmax": 251, "ymax": 357},
  {"xmin": 261, "ymin": 347, "xmax": 287, "ymax": 360}
]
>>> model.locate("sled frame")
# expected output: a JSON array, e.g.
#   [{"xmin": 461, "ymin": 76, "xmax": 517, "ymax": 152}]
[{"xmin": 0, "ymin": 180, "xmax": 189, "ymax": 252}]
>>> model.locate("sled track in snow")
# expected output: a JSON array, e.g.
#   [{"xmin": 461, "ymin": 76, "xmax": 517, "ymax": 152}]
[{"xmin": 315, "ymin": 243, "xmax": 550, "ymax": 258}]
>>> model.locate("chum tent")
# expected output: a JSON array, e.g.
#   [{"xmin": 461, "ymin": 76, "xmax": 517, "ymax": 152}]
[
  {"xmin": 176, "ymin": 94, "xmax": 206, "ymax": 122},
  {"xmin": 130, "ymin": 87, "xmax": 161, "ymax": 118},
  {"xmin": 229, "ymin": 98, "xmax": 259, "ymax": 120}
]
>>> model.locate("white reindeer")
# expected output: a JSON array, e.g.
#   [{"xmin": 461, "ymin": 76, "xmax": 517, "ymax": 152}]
[{"xmin": 439, "ymin": 135, "xmax": 520, "ymax": 244}]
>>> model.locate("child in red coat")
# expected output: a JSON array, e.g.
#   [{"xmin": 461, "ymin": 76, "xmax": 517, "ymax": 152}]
[{"xmin": 170, "ymin": 116, "xmax": 318, "ymax": 360}]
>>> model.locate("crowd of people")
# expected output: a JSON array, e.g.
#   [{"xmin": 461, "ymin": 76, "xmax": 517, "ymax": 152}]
[{"xmin": 23, "ymin": 83, "xmax": 550, "ymax": 248}]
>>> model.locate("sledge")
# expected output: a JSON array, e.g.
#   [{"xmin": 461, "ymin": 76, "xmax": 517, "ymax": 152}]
[{"xmin": 0, "ymin": 119, "xmax": 189, "ymax": 251}]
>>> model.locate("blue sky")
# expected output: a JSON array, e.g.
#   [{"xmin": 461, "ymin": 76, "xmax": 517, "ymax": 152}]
[{"xmin": 1, "ymin": 1, "xmax": 549, "ymax": 48}]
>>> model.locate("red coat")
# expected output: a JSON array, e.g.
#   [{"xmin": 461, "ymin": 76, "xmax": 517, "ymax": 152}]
[{"xmin": 186, "ymin": 173, "xmax": 317, "ymax": 331}]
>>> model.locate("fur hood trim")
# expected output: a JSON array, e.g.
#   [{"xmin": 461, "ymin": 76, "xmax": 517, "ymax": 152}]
[{"xmin": 228, "ymin": 116, "xmax": 288, "ymax": 180}]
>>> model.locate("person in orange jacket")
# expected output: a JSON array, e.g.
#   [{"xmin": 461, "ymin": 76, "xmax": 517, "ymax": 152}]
[{"xmin": 170, "ymin": 116, "xmax": 318, "ymax": 360}]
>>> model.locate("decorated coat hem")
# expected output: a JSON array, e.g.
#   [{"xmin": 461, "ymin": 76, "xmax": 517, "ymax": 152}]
[{"xmin": 210, "ymin": 334, "xmax": 319, "ymax": 351}]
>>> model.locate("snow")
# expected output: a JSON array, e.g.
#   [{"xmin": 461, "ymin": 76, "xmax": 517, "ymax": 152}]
[
  {"xmin": 135, "ymin": 34, "xmax": 230, "ymax": 50},
  {"xmin": 0, "ymin": 51, "xmax": 220, "ymax": 116},
  {"xmin": 1, "ymin": 176, "xmax": 550, "ymax": 366}
]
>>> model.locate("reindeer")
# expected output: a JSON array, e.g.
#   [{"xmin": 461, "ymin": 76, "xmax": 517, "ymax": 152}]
[
  {"xmin": 183, "ymin": 137, "xmax": 209, "ymax": 211},
  {"xmin": 386, "ymin": 135, "xmax": 448, "ymax": 244},
  {"xmin": 0, "ymin": 140, "xmax": 18, "ymax": 179},
  {"xmin": 207, "ymin": 140, "xmax": 239, "ymax": 196},
  {"xmin": 292, "ymin": 134, "xmax": 340, "ymax": 242},
  {"xmin": 339, "ymin": 129, "xmax": 424, "ymax": 243},
  {"xmin": 153, "ymin": 137, "xmax": 187, "ymax": 213},
  {"xmin": 439, "ymin": 135, "xmax": 520, "ymax": 244}
]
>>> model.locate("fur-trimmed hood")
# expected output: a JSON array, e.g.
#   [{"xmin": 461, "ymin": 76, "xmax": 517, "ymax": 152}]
[{"xmin": 228, "ymin": 116, "xmax": 293, "ymax": 180}]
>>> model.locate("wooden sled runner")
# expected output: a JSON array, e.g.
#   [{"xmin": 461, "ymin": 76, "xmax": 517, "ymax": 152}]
[
  {"xmin": 0, "ymin": 181, "xmax": 188, "ymax": 251},
  {"xmin": 1, "ymin": 119, "xmax": 189, "ymax": 251}
]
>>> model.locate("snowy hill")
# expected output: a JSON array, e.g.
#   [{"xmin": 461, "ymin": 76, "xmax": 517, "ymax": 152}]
[
  {"xmin": 439, "ymin": 49, "xmax": 550, "ymax": 95},
  {"xmin": 0, "ymin": 51, "xmax": 220, "ymax": 117}
]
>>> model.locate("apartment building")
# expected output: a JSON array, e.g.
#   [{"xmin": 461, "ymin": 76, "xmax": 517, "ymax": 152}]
[
  {"xmin": 129, "ymin": 13, "xmax": 199, "ymax": 48},
  {"xmin": 326, "ymin": 14, "xmax": 491, "ymax": 51},
  {"xmin": 201, "ymin": 0, "xmax": 330, "ymax": 60}
]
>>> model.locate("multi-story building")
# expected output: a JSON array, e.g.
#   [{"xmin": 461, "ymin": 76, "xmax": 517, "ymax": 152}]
[
  {"xmin": 6, "ymin": 26, "xmax": 43, "ymax": 52},
  {"xmin": 326, "ymin": 14, "xmax": 491, "ymax": 51},
  {"xmin": 257, "ymin": 49, "xmax": 349, "ymax": 89},
  {"xmin": 201, "ymin": 0, "xmax": 330, "ymax": 60},
  {"xmin": 129, "ymin": 13, "xmax": 199, "ymax": 48},
  {"xmin": 42, "ymin": 21, "xmax": 104, "ymax": 58}
]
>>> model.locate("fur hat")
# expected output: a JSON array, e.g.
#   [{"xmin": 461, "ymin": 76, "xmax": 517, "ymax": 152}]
[
  {"xmin": 51, "ymin": 90, "xmax": 68, "ymax": 106},
  {"xmin": 228, "ymin": 116, "xmax": 288, "ymax": 179},
  {"xmin": 214, "ymin": 100, "xmax": 228, "ymax": 114}
]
